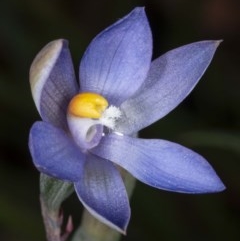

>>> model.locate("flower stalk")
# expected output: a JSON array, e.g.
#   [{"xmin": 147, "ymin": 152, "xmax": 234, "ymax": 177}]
[
  {"xmin": 40, "ymin": 196, "xmax": 63, "ymax": 241},
  {"xmin": 40, "ymin": 174, "xmax": 74, "ymax": 241}
]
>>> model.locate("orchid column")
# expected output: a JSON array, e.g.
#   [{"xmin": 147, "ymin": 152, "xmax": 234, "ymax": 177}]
[{"xmin": 29, "ymin": 7, "xmax": 225, "ymax": 241}]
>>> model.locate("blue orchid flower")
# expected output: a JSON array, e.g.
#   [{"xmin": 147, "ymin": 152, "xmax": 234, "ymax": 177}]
[{"xmin": 29, "ymin": 7, "xmax": 225, "ymax": 234}]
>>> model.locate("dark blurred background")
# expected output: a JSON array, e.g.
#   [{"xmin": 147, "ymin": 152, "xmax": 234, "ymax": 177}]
[{"xmin": 0, "ymin": 0, "xmax": 240, "ymax": 240}]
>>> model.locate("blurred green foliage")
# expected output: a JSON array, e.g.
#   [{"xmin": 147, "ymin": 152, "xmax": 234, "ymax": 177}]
[{"xmin": 0, "ymin": 0, "xmax": 240, "ymax": 240}]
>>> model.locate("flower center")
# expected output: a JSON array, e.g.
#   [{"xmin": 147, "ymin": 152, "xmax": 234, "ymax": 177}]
[
  {"xmin": 67, "ymin": 92, "xmax": 122, "ymax": 150},
  {"xmin": 68, "ymin": 92, "xmax": 108, "ymax": 118}
]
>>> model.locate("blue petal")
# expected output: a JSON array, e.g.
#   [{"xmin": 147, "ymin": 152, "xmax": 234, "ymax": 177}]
[
  {"xmin": 74, "ymin": 154, "xmax": 130, "ymax": 233},
  {"xmin": 117, "ymin": 41, "xmax": 221, "ymax": 134},
  {"xmin": 29, "ymin": 121, "xmax": 85, "ymax": 182},
  {"xmin": 30, "ymin": 39, "xmax": 78, "ymax": 130},
  {"xmin": 79, "ymin": 7, "xmax": 152, "ymax": 106},
  {"xmin": 92, "ymin": 134, "xmax": 225, "ymax": 193}
]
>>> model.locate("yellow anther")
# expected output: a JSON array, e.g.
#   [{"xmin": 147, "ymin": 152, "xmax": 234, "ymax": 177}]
[{"xmin": 68, "ymin": 92, "xmax": 108, "ymax": 118}]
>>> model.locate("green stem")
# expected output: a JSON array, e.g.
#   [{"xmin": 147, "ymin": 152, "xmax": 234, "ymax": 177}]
[
  {"xmin": 71, "ymin": 169, "xmax": 136, "ymax": 241},
  {"xmin": 40, "ymin": 195, "xmax": 62, "ymax": 241},
  {"xmin": 40, "ymin": 174, "xmax": 74, "ymax": 241}
]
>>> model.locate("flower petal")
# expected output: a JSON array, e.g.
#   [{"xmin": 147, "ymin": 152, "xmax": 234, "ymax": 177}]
[
  {"xmin": 29, "ymin": 121, "xmax": 85, "ymax": 182},
  {"xmin": 117, "ymin": 41, "xmax": 221, "ymax": 134},
  {"xmin": 74, "ymin": 154, "xmax": 130, "ymax": 233},
  {"xmin": 79, "ymin": 7, "xmax": 152, "ymax": 106},
  {"xmin": 30, "ymin": 39, "xmax": 78, "ymax": 130},
  {"xmin": 92, "ymin": 134, "xmax": 225, "ymax": 193}
]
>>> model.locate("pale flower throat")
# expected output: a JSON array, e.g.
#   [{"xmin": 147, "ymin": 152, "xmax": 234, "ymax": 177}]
[{"xmin": 67, "ymin": 92, "xmax": 122, "ymax": 149}]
